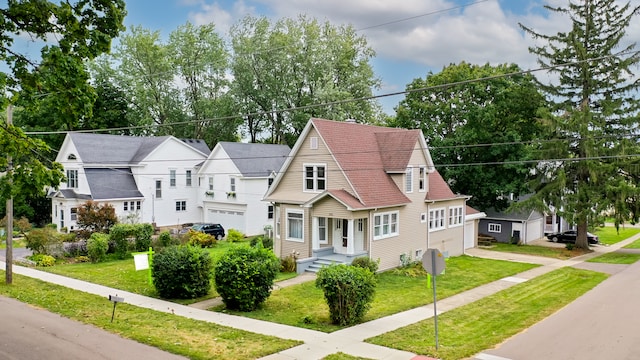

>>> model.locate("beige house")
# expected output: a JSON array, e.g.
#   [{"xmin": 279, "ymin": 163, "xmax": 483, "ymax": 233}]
[{"xmin": 264, "ymin": 118, "xmax": 479, "ymax": 272}]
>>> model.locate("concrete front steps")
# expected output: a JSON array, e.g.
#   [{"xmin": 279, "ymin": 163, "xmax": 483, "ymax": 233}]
[{"xmin": 306, "ymin": 258, "xmax": 347, "ymax": 273}]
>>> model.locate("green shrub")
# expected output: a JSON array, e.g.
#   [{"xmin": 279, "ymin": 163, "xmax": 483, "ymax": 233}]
[
  {"xmin": 186, "ymin": 230, "xmax": 216, "ymax": 248},
  {"xmin": 566, "ymin": 243, "xmax": 575, "ymax": 250},
  {"xmin": 157, "ymin": 231, "xmax": 175, "ymax": 247},
  {"xmin": 315, "ymin": 264, "xmax": 377, "ymax": 326},
  {"xmin": 351, "ymin": 256, "xmax": 379, "ymax": 273},
  {"xmin": 214, "ymin": 245, "xmax": 280, "ymax": 311},
  {"xmin": 280, "ymin": 254, "xmax": 297, "ymax": 273},
  {"xmin": 250, "ymin": 235, "xmax": 273, "ymax": 250},
  {"xmin": 134, "ymin": 223, "xmax": 154, "ymax": 251},
  {"xmin": 87, "ymin": 233, "xmax": 109, "ymax": 263},
  {"xmin": 75, "ymin": 256, "xmax": 91, "ymax": 263},
  {"xmin": 24, "ymin": 227, "xmax": 63, "ymax": 255},
  {"xmin": 152, "ymin": 245, "xmax": 212, "ymax": 299},
  {"xmin": 31, "ymin": 254, "xmax": 55, "ymax": 267},
  {"xmin": 226, "ymin": 228, "xmax": 245, "ymax": 242}
]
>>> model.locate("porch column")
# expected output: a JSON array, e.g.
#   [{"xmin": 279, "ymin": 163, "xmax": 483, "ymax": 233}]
[
  {"xmin": 347, "ymin": 219, "xmax": 355, "ymax": 254},
  {"xmin": 312, "ymin": 216, "xmax": 319, "ymax": 250}
]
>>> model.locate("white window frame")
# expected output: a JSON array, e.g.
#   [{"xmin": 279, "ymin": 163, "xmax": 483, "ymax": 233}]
[
  {"xmin": 448, "ymin": 205, "xmax": 464, "ymax": 227},
  {"xmin": 169, "ymin": 169, "xmax": 176, "ymax": 187},
  {"xmin": 310, "ymin": 136, "xmax": 318, "ymax": 150},
  {"xmin": 175, "ymin": 200, "xmax": 186, "ymax": 212},
  {"xmin": 429, "ymin": 208, "xmax": 446, "ymax": 231},
  {"xmin": 66, "ymin": 169, "xmax": 78, "ymax": 188},
  {"xmin": 267, "ymin": 205, "xmax": 274, "ymax": 220},
  {"xmin": 230, "ymin": 177, "xmax": 236, "ymax": 192},
  {"xmin": 419, "ymin": 166, "xmax": 426, "ymax": 192},
  {"xmin": 186, "ymin": 170, "xmax": 192, "ymax": 187},
  {"xmin": 488, "ymin": 223, "xmax": 502, "ymax": 233},
  {"xmin": 405, "ymin": 166, "xmax": 413, "ymax": 193},
  {"xmin": 420, "ymin": 213, "xmax": 427, "ymax": 223},
  {"xmin": 124, "ymin": 202, "xmax": 128, "ymax": 211},
  {"xmin": 275, "ymin": 206, "xmax": 281, "ymax": 239},
  {"xmin": 286, "ymin": 209, "xmax": 304, "ymax": 242},
  {"xmin": 70, "ymin": 207, "xmax": 78, "ymax": 221},
  {"xmin": 155, "ymin": 180, "xmax": 162, "ymax": 198},
  {"xmin": 373, "ymin": 210, "xmax": 399, "ymax": 240},
  {"xmin": 303, "ymin": 163, "xmax": 326, "ymax": 192},
  {"xmin": 318, "ymin": 217, "xmax": 328, "ymax": 244},
  {"xmin": 208, "ymin": 176, "xmax": 214, "ymax": 191}
]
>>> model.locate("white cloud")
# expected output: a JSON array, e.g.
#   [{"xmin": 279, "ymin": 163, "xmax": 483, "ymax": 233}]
[{"xmin": 188, "ymin": 0, "xmax": 257, "ymax": 36}]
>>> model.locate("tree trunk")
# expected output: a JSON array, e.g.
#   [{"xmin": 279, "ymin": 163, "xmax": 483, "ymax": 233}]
[{"xmin": 575, "ymin": 221, "xmax": 590, "ymax": 250}]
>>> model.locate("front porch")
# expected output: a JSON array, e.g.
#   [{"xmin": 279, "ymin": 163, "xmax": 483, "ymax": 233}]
[{"xmin": 297, "ymin": 247, "xmax": 368, "ymax": 274}]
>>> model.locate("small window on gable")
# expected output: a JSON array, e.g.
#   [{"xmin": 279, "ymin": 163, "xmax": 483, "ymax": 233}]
[
  {"xmin": 310, "ymin": 137, "xmax": 318, "ymax": 150},
  {"xmin": 67, "ymin": 154, "xmax": 77, "ymax": 160}
]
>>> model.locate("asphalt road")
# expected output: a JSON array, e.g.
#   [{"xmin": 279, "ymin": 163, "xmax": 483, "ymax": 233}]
[
  {"xmin": 0, "ymin": 296, "xmax": 187, "ymax": 360},
  {"xmin": 479, "ymin": 259, "xmax": 640, "ymax": 360}
]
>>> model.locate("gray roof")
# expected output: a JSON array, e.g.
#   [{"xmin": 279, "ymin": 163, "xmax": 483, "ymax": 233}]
[
  {"xmin": 220, "ymin": 142, "xmax": 291, "ymax": 177},
  {"xmin": 85, "ymin": 168, "xmax": 144, "ymax": 200},
  {"xmin": 51, "ymin": 189, "xmax": 92, "ymax": 200},
  {"xmin": 68, "ymin": 133, "xmax": 210, "ymax": 164}
]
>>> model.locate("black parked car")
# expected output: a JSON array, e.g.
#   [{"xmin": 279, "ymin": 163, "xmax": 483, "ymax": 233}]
[
  {"xmin": 182, "ymin": 223, "xmax": 225, "ymax": 239},
  {"xmin": 547, "ymin": 230, "xmax": 599, "ymax": 244}
]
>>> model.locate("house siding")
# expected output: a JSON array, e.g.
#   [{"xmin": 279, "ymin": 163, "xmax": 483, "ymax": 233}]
[
  {"xmin": 479, "ymin": 219, "xmax": 514, "ymax": 243},
  {"xmin": 428, "ymin": 199, "xmax": 466, "ymax": 256},
  {"xmin": 268, "ymin": 128, "xmax": 352, "ymax": 204}
]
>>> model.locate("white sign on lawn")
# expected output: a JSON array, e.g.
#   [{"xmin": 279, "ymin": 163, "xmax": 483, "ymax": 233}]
[{"xmin": 133, "ymin": 253, "xmax": 149, "ymax": 270}]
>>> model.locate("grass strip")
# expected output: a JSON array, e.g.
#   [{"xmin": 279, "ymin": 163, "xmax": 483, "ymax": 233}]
[
  {"xmin": 587, "ymin": 252, "xmax": 640, "ymax": 264},
  {"xmin": 486, "ymin": 243, "xmax": 589, "ymax": 259},
  {"xmin": 594, "ymin": 226, "xmax": 640, "ymax": 245},
  {"xmin": 0, "ymin": 271, "xmax": 300, "ymax": 360},
  {"xmin": 366, "ymin": 267, "xmax": 607, "ymax": 360},
  {"xmin": 217, "ymin": 256, "xmax": 538, "ymax": 332}
]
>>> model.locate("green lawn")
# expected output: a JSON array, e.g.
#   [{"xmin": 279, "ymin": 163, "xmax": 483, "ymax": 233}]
[
  {"xmin": 0, "ymin": 238, "xmax": 27, "ymax": 249},
  {"xmin": 0, "ymin": 271, "xmax": 300, "ymax": 360},
  {"xmin": 323, "ymin": 353, "xmax": 373, "ymax": 360},
  {"xmin": 41, "ymin": 240, "xmax": 296, "ymax": 304},
  {"xmin": 624, "ymin": 238, "xmax": 640, "ymax": 249},
  {"xmin": 216, "ymin": 256, "xmax": 538, "ymax": 333},
  {"xmin": 587, "ymin": 252, "xmax": 640, "ymax": 264},
  {"xmin": 367, "ymin": 267, "xmax": 607, "ymax": 360},
  {"xmin": 485, "ymin": 243, "xmax": 589, "ymax": 259},
  {"xmin": 594, "ymin": 226, "xmax": 640, "ymax": 245}
]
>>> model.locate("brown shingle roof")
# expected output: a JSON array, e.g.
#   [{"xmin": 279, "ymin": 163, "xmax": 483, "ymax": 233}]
[
  {"xmin": 312, "ymin": 118, "xmax": 417, "ymax": 209},
  {"xmin": 426, "ymin": 169, "xmax": 459, "ymax": 201}
]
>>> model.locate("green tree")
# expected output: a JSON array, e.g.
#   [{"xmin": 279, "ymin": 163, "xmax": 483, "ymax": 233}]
[
  {"xmin": 390, "ymin": 62, "xmax": 547, "ymax": 211},
  {"xmin": 229, "ymin": 15, "xmax": 382, "ymax": 145},
  {"xmin": 520, "ymin": 0, "xmax": 640, "ymax": 249},
  {"xmin": 75, "ymin": 200, "xmax": 117, "ymax": 239}
]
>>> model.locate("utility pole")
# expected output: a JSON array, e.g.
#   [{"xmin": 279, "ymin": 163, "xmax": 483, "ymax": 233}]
[{"xmin": 5, "ymin": 104, "xmax": 13, "ymax": 284}]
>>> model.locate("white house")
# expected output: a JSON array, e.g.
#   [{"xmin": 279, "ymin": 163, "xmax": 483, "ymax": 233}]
[
  {"xmin": 50, "ymin": 133, "xmax": 211, "ymax": 231},
  {"xmin": 197, "ymin": 142, "xmax": 290, "ymax": 236}
]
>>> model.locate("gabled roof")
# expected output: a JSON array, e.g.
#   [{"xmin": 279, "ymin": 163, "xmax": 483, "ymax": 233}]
[
  {"xmin": 84, "ymin": 168, "xmax": 144, "ymax": 200},
  {"xmin": 219, "ymin": 142, "xmax": 290, "ymax": 177},
  {"xmin": 67, "ymin": 133, "xmax": 210, "ymax": 164},
  {"xmin": 482, "ymin": 194, "xmax": 543, "ymax": 222}
]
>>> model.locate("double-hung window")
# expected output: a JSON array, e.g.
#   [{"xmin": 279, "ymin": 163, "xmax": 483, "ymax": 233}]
[
  {"xmin": 488, "ymin": 223, "xmax": 502, "ymax": 233},
  {"xmin": 169, "ymin": 170, "xmax": 176, "ymax": 187},
  {"xmin": 155, "ymin": 180, "xmax": 162, "ymax": 198},
  {"xmin": 208, "ymin": 176, "xmax": 214, "ymax": 191},
  {"xmin": 304, "ymin": 164, "xmax": 326, "ymax": 191},
  {"xmin": 373, "ymin": 211, "xmax": 399, "ymax": 240},
  {"xmin": 287, "ymin": 210, "xmax": 304, "ymax": 242},
  {"xmin": 429, "ymin": 208, "xmax": 446, "ymax": 231},
  {"xmin": 405, "ymin": 167, "xmax": 413, "ymax": 193},
  {"xmin": 175, "ymin": 201, "xmax": 186, "ymax": 211},
  {"xmin": 66, "ymin": 169, "xmax": 78, "ymax": 188},
  {"xmin": 448, "ymin": 205, "xmax": 463, "ymax": 227},
  {"xmin": 318, "ymin": 217, "xmax": 327, "ymax": 244},
  {"xmin": 186, "ymin": 170, "xmax": 192, "ymax": 186},
  {"xmin": 419, "ymin": 166, "xmax": 426, "ymax": 192}
]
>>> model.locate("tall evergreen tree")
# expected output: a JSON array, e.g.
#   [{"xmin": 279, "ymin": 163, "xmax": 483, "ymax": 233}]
[{"xmin": 520, "ymin": 0, "xmax": 640, "ymax": 249}]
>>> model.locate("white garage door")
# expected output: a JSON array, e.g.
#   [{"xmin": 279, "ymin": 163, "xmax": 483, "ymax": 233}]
[
  {"xmin": 464, "ymin": 221, "xmax": 475, "ymax": 249},
  {"xmin": 208, "ymin": 209, "xmax": 245, "ymax": 233},
  {"xmin": 527, "ymin": 218, "xmax": 544, "ymax": 242}
]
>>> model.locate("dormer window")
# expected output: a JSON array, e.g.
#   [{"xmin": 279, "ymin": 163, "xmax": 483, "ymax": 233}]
[
  {"xmin": 67, "ymin": 154, "xmax": 77, "ymax": 160},
  {"xmin": 66, "ymin": 169, "xmax": 78, "ymax": 188}
]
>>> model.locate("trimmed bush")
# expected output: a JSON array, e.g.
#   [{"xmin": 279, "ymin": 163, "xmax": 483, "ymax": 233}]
[
  {"xmin": 280, "ymin": 254, "xmax": 296, "ymax": 273},
  {"xmin": 87, "ymin": 233, "xmax": 109, "ymax": 263},
  {"xmin": 157, "ymin": 231, "xmax": 175, "ymax": 247},
  {"xmin": 351, "ymin": 256, "xmax": 379, "ymax": 273},
  {"xmin": 24, "ymin": 227, "xmax": 63, "ymax": 255},
  {"xmin": 109, "ymin": 223, "xmax": 155, "ymax": 258},
  {"xmin": 186, "ymin": 230, "xmax": 216, "ymax": 248},
  {"xmin": 315, "ymin": 264, "xmax": 377, "ymax": 326},
  {"xmin": 250, "ymin": 235, "xmax": 273, "ymax": 250},
  {"xmin": 214, "ymin": 245, "xmax": 280, "ymax": 311},
  {"xmin": 226, "ymin": 228, "xmax": 244, "ymax": 242},
  {"xmin": 31, "ymin": 254, "xmax": 55, "ymax": 267},
  {"xmin": 152, "ymin": 245, "xmax": 212, "ymax": 299},
  {"xmin": 134, "ymin": 223, "xmax": 154, "ymax": 251}
]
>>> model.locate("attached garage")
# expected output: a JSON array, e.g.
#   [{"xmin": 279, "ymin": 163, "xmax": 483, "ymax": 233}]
[
  {"xmin": 526, "ymin": 217, "xmax": 544, "ymax": 243},
  {"xmin": 207, "ymin": 208, "xmax": 245, "ymax": 233}
]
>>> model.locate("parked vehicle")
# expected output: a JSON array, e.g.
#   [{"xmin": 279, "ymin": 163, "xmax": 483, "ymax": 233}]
[
  {"xmin": 547, "ymin": 230, "xmax": 599, "ymax": 244},
  {"xmin": 181, "ymin": 223, "xmax": 225, "ymax": 239}
]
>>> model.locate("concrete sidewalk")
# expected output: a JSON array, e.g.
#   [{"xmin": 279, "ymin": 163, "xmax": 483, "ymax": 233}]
[{"xmin": 2, "ymin": 232, "xmax": 639, "ymax": 359}]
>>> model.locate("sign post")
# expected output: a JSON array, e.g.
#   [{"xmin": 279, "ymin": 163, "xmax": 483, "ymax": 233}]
[{"xmin": 422, "ymin": 248, "xmax": 446, "ymax": 350}]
